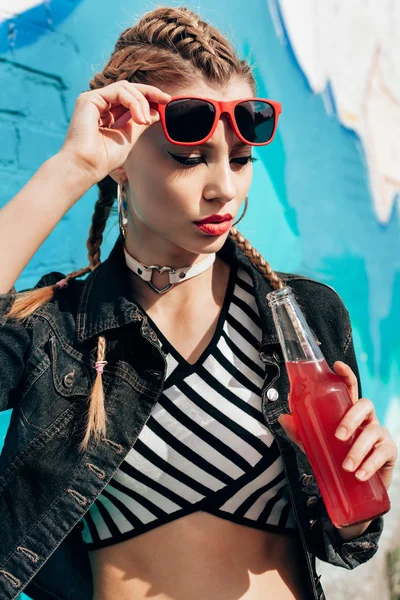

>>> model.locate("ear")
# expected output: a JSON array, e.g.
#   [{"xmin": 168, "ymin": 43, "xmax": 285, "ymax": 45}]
[{"xmin": 108, "ymin": 166, "xmax": 128, "ymax": 185}]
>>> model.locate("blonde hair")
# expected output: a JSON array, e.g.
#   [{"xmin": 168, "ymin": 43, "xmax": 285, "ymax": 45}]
[{"xmin": 7, "ymin": 6, "xmax": 284, "ymax": 452}]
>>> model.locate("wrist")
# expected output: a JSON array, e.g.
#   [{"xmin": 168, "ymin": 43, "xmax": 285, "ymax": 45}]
[
  {"xmin": 51, "ymin": 151, "xmax": 100, "ymax": 193},
  {"xmin": 336, "ymin": 519, "xmax": 372, "ymax": 541}
]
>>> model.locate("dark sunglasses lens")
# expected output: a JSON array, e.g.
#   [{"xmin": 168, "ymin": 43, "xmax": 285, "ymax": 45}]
[
  {"xmin": 165, "ymin": 99, "xmax": 215, "ymax": 143},
  {"xmin": 234, "ymin": 101, "xmax": 275, "ymax": 144}
]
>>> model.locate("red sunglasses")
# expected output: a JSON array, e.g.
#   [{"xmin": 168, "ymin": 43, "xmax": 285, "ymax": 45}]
[{"xmin": 148, "ymin": 95, "xmax": 282, "ymax": 146}]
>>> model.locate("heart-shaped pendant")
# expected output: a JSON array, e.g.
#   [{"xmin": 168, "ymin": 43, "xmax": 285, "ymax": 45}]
[{"xmin": 148, "ymin": 281, "xmax": 175, "ymax": 295}]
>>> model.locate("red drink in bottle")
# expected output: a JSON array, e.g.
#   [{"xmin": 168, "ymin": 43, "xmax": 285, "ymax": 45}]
[{"xmin": 267, "ymin": 287, "xmax": 390, "ymax": 528}]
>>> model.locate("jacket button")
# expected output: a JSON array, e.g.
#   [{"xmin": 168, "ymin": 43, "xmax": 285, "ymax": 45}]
[
  {"xmin": 63, "ymin": 371, "xmax": 75, "ymax": 387},
  {"xmin": 266, "ymin": 388, "xmax": 279, "ymax": 401},
  {"xmin": 306, "ymin": 495, "xmax": 319, "ymax": 506},
  {"xmin": 300, "ymin": 473, "xmax": 315, "ymax": 486}
]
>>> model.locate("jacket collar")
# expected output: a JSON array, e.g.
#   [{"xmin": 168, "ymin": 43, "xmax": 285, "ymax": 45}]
[{"xmin": 76, "ymin": 234, "xmax": 281, "ymax": 347}]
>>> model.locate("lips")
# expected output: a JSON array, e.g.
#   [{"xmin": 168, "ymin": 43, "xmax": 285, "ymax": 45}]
[{"xmin": 194, "ymin": 214, "xmax": 233, "ymax": 225}]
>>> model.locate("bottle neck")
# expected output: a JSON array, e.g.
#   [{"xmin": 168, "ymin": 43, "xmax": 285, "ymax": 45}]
[{"xmin": 267, "ymin": 286, "xmax": 324, "ymax": 364}]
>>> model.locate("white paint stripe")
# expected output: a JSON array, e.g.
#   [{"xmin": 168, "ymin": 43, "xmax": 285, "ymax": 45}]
[{"xmin": 0, "ymin": 1, "xmax": 43, "ymax": 22}]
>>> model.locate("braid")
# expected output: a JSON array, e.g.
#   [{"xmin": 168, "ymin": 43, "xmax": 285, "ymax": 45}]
[
  {"xmin": 229, "ymin": 227, "xmax": 284, "ymax": 291},
  {"xmin": 86, "ymin": 176, "xmax": 117, "ymax": 268},
  {"xmin": 89, "ymin": 7, "xmax": 255, "ymax": 92},
  {"xmin": 132, "ymin": 8, "xmax": 237, "ymax": 67},
  {"xmin": 78, "ymin": 335, "xmax": 107, "ymax": 453},
  {"xmin": 79, "ymin": 179, "xmax": 117, "ymax": 452}
]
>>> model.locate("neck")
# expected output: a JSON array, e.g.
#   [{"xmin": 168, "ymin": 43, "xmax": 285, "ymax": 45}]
[{"xmin": 124, "ymin": 228, "xmax": 208, "ymax": 270}]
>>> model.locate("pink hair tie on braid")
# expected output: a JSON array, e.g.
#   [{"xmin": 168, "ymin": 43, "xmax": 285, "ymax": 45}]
[
  {"xmin": 55, "ymin": 278, "xmax": 68, "ymax": 289},
  {"xmin": 95, "ymin": 360, "xmax": 108, "ymax": 375}
]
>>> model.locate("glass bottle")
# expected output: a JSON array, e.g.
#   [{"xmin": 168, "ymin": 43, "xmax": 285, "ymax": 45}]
[{"xmin": 267, "ymin": 286, "xmax": 390, "ymax": 528}]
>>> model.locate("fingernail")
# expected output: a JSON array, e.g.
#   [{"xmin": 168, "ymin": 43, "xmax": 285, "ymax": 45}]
[
  {"xmin": 342, "ymin": 458, "xmax": 354, "ymax": 471},
  {"xmin": 356, "ymin": 469, "xmax": 367, "ymax": 480},
  {"xmin": 335, "ymin": 427, "xmax": 347, "ymax": 440}
]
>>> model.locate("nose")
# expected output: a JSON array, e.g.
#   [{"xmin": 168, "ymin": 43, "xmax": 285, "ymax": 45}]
[
  {"xmin": 202, "ymin": 118, "xmax": 238, "ymax": 205},
  {"xmin": 203, "ymin": 161, "xmax": 237, "ymax": 205}
]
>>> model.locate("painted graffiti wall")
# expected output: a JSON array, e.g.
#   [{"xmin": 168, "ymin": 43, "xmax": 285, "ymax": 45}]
[{"xmin": 0, "ymin": 1, "xmax": 399, "ymax": 598}]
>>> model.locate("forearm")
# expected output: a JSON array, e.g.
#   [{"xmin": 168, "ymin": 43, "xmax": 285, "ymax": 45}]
[{"xmin": 0, "ymin": 152, "xmax": 96, "ymax": 293}]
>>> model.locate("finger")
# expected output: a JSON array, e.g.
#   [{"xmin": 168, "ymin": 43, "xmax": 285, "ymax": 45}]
[
  {"xmin": 335, "ymin": 397, "xmax": 378, "ymax": 440},
  {"xmin": 107, "ymin": 91, "xmax": 150, "ymax": 129},
  {"xmin": 136, "ymin": 94, "xmax": 152, "ymax": 124},
  {"xmin": 278, "ymin": 414, "xmax": 305, "ymax": 453},
  {"xmin": 333, "ymin": 361, "xmax": 359, "ymax": 404},
  {"xmin": 97, "ymin": 83, "xmax": 168, "ymax": 129},
  {"xmin": 353, "ymin": 437, "xmax": 395, "ymax": 481},
  {"xmin": 99, "ymin": 101, "xmax": 128, "ymax": 127},
  {"xmin": 341, "ymin": 422, "xmax": 385, "ymax": 474},
  {"xmin": 119, "ymin": 83, "xmax": 153, "ymax": 124},
  {"xmin": 108, "ymin": 88, "xmax": 160, "ymax": 128},
  {"xmin": 92, "ymin": 86, "xmax": 147, "ymax": 126},
  {"xmin": 76, "ymin": 92, "xmax": 113, "ymax": 128},
  {"xmin": 126, "ymin": 82, "xmax": 172, "ymax": 104},
  {"xmin": 113, "ymin": 90, "xmax": 148, "ymax": 125}
]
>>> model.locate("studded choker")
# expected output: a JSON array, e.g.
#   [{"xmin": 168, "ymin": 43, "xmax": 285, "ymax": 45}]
[{"xmin": 123, "ymin": 247, "xmax": 216, "ymax": 295}]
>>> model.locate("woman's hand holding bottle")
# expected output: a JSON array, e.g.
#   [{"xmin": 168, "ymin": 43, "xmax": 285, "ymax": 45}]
[
  {"xmin": 279, "ymin": 361, "xmax": 397, "ymax": 492},
  {"xmin": 278, "ymin": 360, "xmax": 397, "ymax": 539},
  {"xmin": 59, "ymin": 81, "xmax": 171, "ymax": 185}
]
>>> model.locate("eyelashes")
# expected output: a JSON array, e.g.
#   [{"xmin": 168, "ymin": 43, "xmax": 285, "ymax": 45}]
[{"xmin": 167, "ymin": 152, "xmax": 258, "ymax": 167}]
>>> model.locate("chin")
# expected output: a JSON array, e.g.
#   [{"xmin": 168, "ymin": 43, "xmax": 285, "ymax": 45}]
[{"xmin": 187, "ymin": 231, "xmax": 232, "ymax": 254}]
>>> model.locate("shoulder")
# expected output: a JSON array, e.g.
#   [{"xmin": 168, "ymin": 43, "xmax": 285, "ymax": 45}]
[
  {"xmin": 275, "ymin": 270, "xmax": 349, "ymax": 311},
  {"xmin": 2, "ymin": 270, "xmax": 89, "ymax": 336},
  {"xmin": 34, "ymin": 271, "xmax": 89, "ymax": 327},
  {"xmin": 272, "ymin": 269, "xmax": 352, "ymax": 354}
]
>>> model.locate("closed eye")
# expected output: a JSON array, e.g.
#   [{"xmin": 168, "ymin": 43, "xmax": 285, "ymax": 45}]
[{"xmin": 168, "ymin": 152, "xmax": 258, "ymax": 167}]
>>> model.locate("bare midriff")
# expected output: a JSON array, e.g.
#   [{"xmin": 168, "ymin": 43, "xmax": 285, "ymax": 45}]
[{"xmin": 89, "ymin": 510, "xmax": 309, "ymax": 600}]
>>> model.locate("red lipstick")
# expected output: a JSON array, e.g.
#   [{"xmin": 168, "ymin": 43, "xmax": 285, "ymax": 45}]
[
  {"xmin": 195, "ymin": 213, "xmax": 233, "ymax": 225},
  {"xmin": 194, "ymin": 214, "xmax": 233, "ymax": 236}
]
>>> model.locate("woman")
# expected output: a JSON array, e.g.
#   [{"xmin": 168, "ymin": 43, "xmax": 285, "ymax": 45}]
[{"xmin": 0, "ymin": 6, "xmax": 397, "ymax": 600}]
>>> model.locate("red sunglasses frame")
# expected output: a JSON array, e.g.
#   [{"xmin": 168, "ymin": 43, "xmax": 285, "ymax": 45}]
[{"xmin": 149, "ymin": 95, "xmax": 282, "ymax": 147}]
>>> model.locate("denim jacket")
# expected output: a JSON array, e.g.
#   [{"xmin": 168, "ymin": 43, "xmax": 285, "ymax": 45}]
[{"xmin": 0, "ymin": 234, "xmax": 384, "ymax": 600}]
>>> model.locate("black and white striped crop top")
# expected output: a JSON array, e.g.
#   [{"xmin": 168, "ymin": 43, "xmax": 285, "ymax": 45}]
[{"xmin": 81, "ymin": 265, "xmax": 297, "ymax": 549}]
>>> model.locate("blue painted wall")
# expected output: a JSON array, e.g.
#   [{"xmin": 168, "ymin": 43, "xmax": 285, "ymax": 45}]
[{"xmin": 0, "ymin": 1, "xmax": 398, "ymax": 598}]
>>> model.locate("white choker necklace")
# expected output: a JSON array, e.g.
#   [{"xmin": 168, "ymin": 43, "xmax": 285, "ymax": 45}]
[{"xmin": 123, "ymin": 247, "xmax": 216, "ymax": 295}]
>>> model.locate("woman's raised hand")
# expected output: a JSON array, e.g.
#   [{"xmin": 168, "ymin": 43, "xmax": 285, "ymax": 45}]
[{"xmin": 59, "ymin": 81, "xmax": 171, "ymax": 184}]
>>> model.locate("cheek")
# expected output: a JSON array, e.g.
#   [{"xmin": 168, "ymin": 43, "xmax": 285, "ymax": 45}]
[
  {"xmin": 128, "ymin": 171, "xmax": 199, "ymax": 226},
  {"xmin": 129, "ymin": 153, "xmax": 203, "ymax": 212}
]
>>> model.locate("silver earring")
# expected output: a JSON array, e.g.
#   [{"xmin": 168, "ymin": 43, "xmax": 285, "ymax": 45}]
[
  {"xmin": 117, "ymin": 181, "xmax": 128, "ymax": 239},
  {"xmin": 233, "ymin": 196, "xmax": 248, "ymax": 226}
]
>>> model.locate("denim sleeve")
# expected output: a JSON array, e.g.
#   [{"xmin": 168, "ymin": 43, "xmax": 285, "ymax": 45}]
[
  {"xmin": 0, "ymin": 289, "xmax": 32, "ymax": 412},
  {"xmin": 309, "ymin": 512, "xmax": 384, "ymax": 569},
  {"xmin": 309, "ymin": 317, "xmax": 385, "ymax": 568},
  {"xmin": 0, "ymin": 273, "xmax": 63, "ymax": 412}
]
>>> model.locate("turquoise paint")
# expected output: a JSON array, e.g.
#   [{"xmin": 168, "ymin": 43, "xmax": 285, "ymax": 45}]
[{"xmin": 0, "ymin": 0, "xmax": 84, "ymax": 52}]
